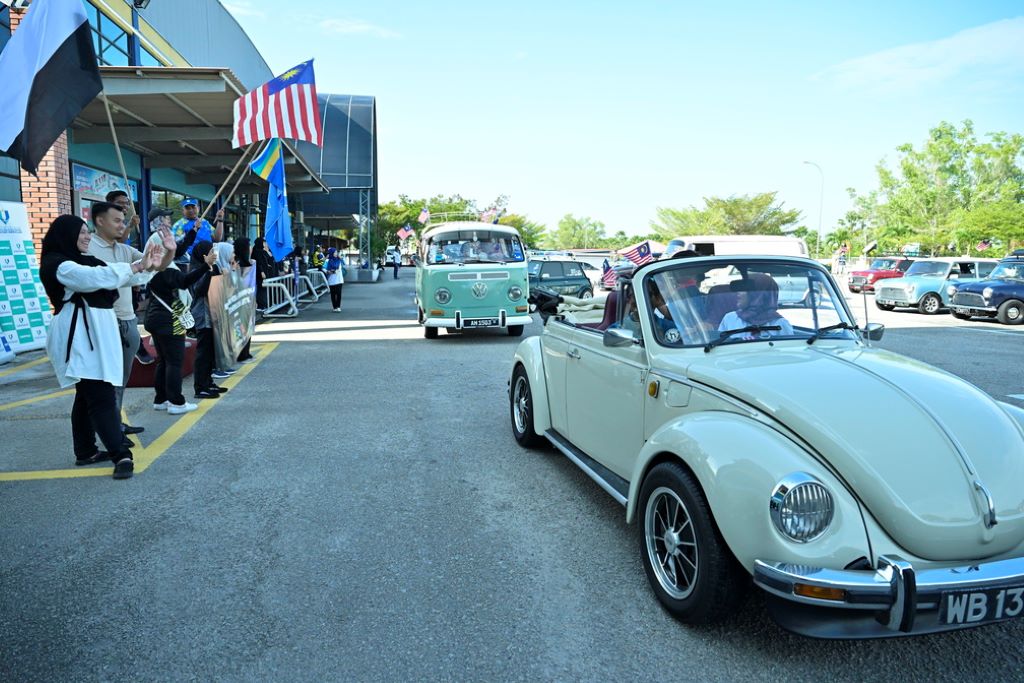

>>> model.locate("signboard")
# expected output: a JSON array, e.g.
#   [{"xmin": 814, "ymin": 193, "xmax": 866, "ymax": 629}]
[
  {"xmin": 71, "ymin": 163, "xmax": 138, "ymax": 202},
  {"xmin": 207, "ymin": 269, "xmax": 255, "ymax": 371},
  {"xmin": 0, "ymin": 201, "xmax": 51, "ymax": 353}
]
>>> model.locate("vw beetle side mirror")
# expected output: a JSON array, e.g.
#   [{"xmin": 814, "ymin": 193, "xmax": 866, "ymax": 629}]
[
  {"xmin": 603, "ymin": 327, "xmax": 636, "ymax": 347},
  {"xmin": 862, "ymin": 322, "xmax": 885, "ymax": 341}
]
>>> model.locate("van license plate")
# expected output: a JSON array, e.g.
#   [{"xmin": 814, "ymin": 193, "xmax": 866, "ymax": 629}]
[
  {"xmin": 939, "ymin": 587, "xmax": 1024, "ymax": 625},
  {"xmin": 465, "ymin": 318, "xmax": 499, "ymax": 328}
]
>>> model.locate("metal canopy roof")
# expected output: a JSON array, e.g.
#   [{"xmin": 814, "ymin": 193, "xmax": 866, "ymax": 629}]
[{"xmin": 70, "ymin": 66, "xmax": 328, "ymax": 195}]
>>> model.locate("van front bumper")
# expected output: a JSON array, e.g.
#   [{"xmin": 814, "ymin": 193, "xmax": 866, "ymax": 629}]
[
  {"xmin": 424, "ymin": 312, "xmax": 533, "ymax": 329},
  {"xmin": 754, "ymin": 555, "xmax": 1024, "ymax": 639}
]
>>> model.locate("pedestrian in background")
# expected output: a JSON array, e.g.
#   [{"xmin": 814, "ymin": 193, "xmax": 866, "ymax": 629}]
[
  {"xmin": 87, "ymin": 202, "xmax": 175, "ymax": 440},
  {"xmin": 392, "ymin": 248, "xmax": 401, "ymax": 279},
  {"xmin": 40, "ymin": 214, "xmax": 168, "ymax": 479},
  {"xmin": 326, "ymin": 247, "xmax": 345, "ymax": 312},
  {"xmin": 171, "ymin": 198, "xmax": 225, "ymax": 266},
  {"xmin": 144, "ymin": 224, "xmax": 214, "ymax": 415},
  {"xmin": 189, "ymin": 241, "xmax": 224, "ymax": 400},
  {"xmin": 105, "ymin": 190, "xmax": 140, "ymax": 248},
  {"xmin": 235, "ymin": 238, "xmax": 256, "ymax": 363},
  {"xmin": 252, "ymin": 237, "xmax": 277, "ymax": 310},
  {"xmin": 210, "ymin": 242, "xmax": 239, "ymax": 383}
]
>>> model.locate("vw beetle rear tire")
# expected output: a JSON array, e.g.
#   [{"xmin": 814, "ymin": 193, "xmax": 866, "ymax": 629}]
[
  {"xmin": 918, "ymin": 293, "xmax": 942, "ymax": 315},
  {"xmin": 424, "ymin": 326, "xmax": 438, "ymax": 339},
  {"xmin": 638, "ymin": 462, "xmax": 747, "ymax": 624},
  {"xmin": 997, "ymin": 299, "xmax": 1024, "ymax": 325},
  {"xmin": 510, "ymin": 365, "xmax": 543, "ymax": 448},
  {"xmin": 507, "ymin": 325, "xmax": 524, "ymax": 337},
  {"xmin": 875, "ymin": 302, "xmax": 895, "ymax": 311}
]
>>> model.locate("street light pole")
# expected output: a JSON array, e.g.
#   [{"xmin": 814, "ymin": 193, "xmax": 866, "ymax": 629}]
[{"xmin": 803, "ymin": 161, "xmax": 824, "ymax": 259}]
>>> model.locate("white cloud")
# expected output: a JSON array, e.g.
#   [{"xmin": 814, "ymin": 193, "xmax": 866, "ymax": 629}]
[
  {"xmin": 319, "ymin": 19, "xmax": 401, "ymax": 39},
  {"xmin": 815, "ymin": 17, "xmax": 1024, "ymax": 91},
  {"xmin": 222, "ymin": 1, "xmax": 265, "ymax": 20}
]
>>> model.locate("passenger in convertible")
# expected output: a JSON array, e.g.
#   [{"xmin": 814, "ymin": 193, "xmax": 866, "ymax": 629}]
[{"xmin": 718, "ymin": 273, "xmax": 793, "ymax": 337}]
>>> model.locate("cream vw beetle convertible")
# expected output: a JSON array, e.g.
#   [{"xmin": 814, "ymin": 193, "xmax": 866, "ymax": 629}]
[{"xmin": 509, "ymin": 255, "xmax": 1024, "ymax": 638}]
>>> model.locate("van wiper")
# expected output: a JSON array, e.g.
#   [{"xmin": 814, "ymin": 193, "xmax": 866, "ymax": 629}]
[
  {"xmin": 704, "ymin": 325, "xmax": 781, "ymax": 352},
  {"xmin": 806, "ymin": 321, "xmax": 857, "ymax": 345}
]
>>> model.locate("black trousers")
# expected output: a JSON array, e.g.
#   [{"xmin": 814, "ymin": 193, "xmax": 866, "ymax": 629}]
[
  {"xmin": 151, "ymin": 332, "xmax": 186, "ymax": 406},
  {"xmin": 329, "ymin": 283, "xmax": 343, "ymax": 309},
  {"xmin": 72, "ymin": 379, "xmax": 130, "ymax": 460},
  {"xmin": 194, "ymin": 327, "xmax": 214, "ymax": 392}
]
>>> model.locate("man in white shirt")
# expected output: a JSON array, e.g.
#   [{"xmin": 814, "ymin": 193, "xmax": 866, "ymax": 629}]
[{"xmin": 87, "ymin": 202, "xmax": 174, "ymax": 437}]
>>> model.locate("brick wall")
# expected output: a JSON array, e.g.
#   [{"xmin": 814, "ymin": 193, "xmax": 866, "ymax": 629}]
[{"xmin": 9, "ymin": 7, "xmax": 74, "ymax": 253}]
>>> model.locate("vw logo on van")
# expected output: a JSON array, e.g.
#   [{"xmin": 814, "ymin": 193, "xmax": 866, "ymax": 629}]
[{"xmin": 471, "ymin": 282, "xmax": 488, "ymax": 299}]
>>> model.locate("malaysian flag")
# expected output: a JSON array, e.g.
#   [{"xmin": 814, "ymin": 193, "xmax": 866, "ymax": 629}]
[
  {"xmin": 417, "ymin": 207, "xmax": 430, "ymax": 224},
  {"xmin": 233, "ymin": 60, "xmax": 323, "ymax": 148},
  {"xmin": 622, "ymin": 241, "xmax": 654, "ymax": 265},
  {"xmin": 397, "ymin": 224, "xmax": 414, "ymax": 240},
  {"xmin": 976, "ymin": 238, "xmax": 992, "ymax": 252},
  {"xmin": 601, "ymin": 259, "xmax": 618, "ymax": 288}
]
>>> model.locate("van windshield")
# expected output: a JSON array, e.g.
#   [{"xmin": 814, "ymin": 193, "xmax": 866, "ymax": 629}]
[{"xmin": 424, "ymin": 231, "xmax": 526, "ymax": 265}]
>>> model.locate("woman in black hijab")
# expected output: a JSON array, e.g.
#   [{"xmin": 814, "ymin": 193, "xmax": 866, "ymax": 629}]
[
  {"xmin": 40, "ymin": 214, "xmax": 169, "ymax": 478},
  {"xmin": 252, "ymin": 237, "xmax": 277, "ymax": 310},
  {"xmin": 189, "ymin": 241, "xmax": 223, "ymax": 399}
]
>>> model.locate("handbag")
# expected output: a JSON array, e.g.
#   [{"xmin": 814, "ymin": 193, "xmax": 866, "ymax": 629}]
[{"xmin": 152, "ymin": 292, "xmax": 196, "ymax": 331}]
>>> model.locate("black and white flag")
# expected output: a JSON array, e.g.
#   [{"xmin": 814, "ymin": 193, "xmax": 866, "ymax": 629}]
[{"xmin": 0, "ymin": 0, "xmax": 102, "ymax": 175}]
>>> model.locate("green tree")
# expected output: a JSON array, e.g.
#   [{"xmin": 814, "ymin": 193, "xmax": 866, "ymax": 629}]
[
  {"xmin": 497, "ymin": 213, "xmax": 547, "ymax": 248},
  {"xmin": 547, "ymin": 214, "xmax": 606, "ymax": 249},
  {"xmin": 650, "ymin": 193, "xmax": 800, "ymax": 240}
]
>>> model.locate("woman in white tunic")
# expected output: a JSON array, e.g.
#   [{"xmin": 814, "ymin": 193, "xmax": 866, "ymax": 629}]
[{"xmin": 40, "ymin": 215, "xmax": 171, "ymax": 479}]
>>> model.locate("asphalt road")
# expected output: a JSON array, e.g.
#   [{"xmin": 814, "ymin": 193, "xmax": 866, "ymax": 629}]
[{"xmin": 2, "ymin": 271, "xmax": 1023, "ymax": 682}]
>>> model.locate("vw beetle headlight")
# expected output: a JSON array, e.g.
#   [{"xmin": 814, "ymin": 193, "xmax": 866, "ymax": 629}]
[
  {"xmin": 434, "ymin": 288, "xmax": 452, "ymax": 305},
  {"xmin": 508, "ymin": 286, "xmax": 523, "ymax": 301},
  {"xmin": 769, "ymin": 473, "xmax": 834, "ymax": 543},
  {"xmin": 983, "ymin": 287, "xmax": 994, "ymax": 300}
]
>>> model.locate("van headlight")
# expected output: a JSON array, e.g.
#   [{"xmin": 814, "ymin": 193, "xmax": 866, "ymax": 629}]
[
  {"xmin": 434, "ymin": 288, "xmax": 452, "ymax": 305},
  {"xmin": 508, "ymin": 286, "xmax": 523, "ymax": 301},
  {"xmin": 983, "ymin": 287, "xmax": 994, "ymax": 300},
  {"xmin": 769, "ymin": 473, "xmax": 834, "ymax": 543}
]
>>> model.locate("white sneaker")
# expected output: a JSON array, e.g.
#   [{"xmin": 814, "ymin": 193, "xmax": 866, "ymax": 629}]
[
  {"xmin": 168, "ymin": 402, "xmax": 199, "ymax": 415},
  {"xmin": 153, "ymin": 401, "xmax": 170, "ymax": 411},
  {"xmin": 333, "ymin": 308, "xmax": 340, "ymax": 312}
]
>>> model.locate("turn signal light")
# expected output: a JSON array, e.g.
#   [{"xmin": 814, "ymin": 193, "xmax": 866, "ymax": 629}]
[
  {"xmin": 793, "ymin": 584, "xmax": 846, "ymax": 602},
  {"xmin": 429, "ymin": 309, "xmax": 444, "ymax": 316},
  {"xmin": 515, "ymin": 306, "xmax": 529, "ymax": 313}
]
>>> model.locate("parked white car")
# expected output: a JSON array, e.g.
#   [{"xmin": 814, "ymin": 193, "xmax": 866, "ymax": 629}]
[{"xmin": 509, "ymin": 254, "xmax": 1024, "ymax": 638}]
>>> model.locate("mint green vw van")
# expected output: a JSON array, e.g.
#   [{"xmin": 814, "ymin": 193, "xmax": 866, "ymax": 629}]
[{"xmin": 415, "ymin": 222, "xmax": 532, "ymax": 339}]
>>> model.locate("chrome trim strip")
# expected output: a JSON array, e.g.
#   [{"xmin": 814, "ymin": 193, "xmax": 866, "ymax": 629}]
[
  {"xmin": 545, "ymin": 430, "xmax": 628, "ymax": 506},
  {"xmin": 975, "ymin": 480, "xmax": 998, "ymax": 528}
]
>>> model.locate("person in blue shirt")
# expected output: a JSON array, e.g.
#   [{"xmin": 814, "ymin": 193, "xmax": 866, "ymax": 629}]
[{"xmin": 171, "ymin": 198, "xmax": 224, "ymax": 262}]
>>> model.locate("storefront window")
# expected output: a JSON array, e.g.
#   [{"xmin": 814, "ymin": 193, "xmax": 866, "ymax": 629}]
[{"xmin": 87, "ymin": 6, "xmax": 130, "ymax": 67}]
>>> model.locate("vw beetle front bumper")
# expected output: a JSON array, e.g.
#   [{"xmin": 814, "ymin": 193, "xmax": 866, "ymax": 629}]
[{"xmin": 754, "ymin": 555, "xmax": 1024, "ymax": 639}]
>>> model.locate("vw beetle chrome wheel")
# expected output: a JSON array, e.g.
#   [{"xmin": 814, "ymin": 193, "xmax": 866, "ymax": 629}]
[
  {"xmin": 512, "ymin": 376, "xmax": 530, "ymax": 435},
  {"xmin": 510, "ymin": 365, "xmax": 543, "ymax": 448},
  {"xmin": 645, "ymin": 487, "xmax": 698, "ymax": 599}
]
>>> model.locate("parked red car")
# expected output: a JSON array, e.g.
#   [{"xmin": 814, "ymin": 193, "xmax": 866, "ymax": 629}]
[{"xmin": 848, "ymin": 257, "xmax": 914, "ymax": 293}]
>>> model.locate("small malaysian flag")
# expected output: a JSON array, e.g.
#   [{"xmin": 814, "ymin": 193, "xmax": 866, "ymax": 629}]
[
  {"xmin": 417, "ymin": 207, "xmax": 430, "ymax": 224},
  {"xmin": 976, "ymin": 238, "xmax": 992, "ymax": 251},
  {"xmin": 601, "ymin": 259, "xmax": 618, "ymax": 288},
  {"xmin": 397, "ymin": 224, "xmax": 414, "ymax": 240},
  {"xmin": 622, "ymin": 241, "xmax": 654, "ymax": 265},
  {"xmin": 232, "ymin": 60, "xmax": 323, "ymax": 148}
]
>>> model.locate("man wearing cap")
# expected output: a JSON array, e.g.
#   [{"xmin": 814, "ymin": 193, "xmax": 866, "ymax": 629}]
[
  {"xmin": 88, "ymin": 202, "xmax": 176, "ymax": 439},
  {"xmin": 171, "ymin": 199, "xmax": 224, "ymax": 264}
]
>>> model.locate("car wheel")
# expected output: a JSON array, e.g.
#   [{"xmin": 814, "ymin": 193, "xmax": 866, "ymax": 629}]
[
  {"xmin": 875, "ymin": 302, "xmax": 895, "ymax": 311},
  {"xmin": 507, "ymin": 325, "xmax": 524, "ymax": 337},
  {"xmin": 951, "ymin": 311, "xmax": 972, "ymax": 321},
  {"xmin": 424, "ymin": 326, "xmax": 438, "ymax": 339},
  {"xmin": 997, "ymin": 299, "xmax": 1024, "ymax": 325},
  {"xmin": 579, "ymin": 288, "xmax": 593, "ymax": 300},
  {"xmin": 639, "ymin": 462, "xmax": 747, "ymax": 624},
  {"xmin": 510, "ymin": 365, "xmax": 543, "ymax": 448},
  {"xmin": 918, "ymin": 293, "xmax": 942, "ymax": 315}
]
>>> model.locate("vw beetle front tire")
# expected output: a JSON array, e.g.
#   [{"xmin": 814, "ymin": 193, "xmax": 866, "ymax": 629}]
[
  {"xmin": 510, "ymin": 365, "xmax": 543, "ymax": 448},
  {"xmin": 638, "ymin": 462, "xmax": 747, "ymax": 624}
]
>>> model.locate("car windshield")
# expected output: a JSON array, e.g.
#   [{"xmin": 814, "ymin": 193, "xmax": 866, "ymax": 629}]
[
  {"xmin": 870, "ymin": 258, "xmax": 900, "ymax": 270},
  {"xmin": 904, "ymin": 260, "xmax": 949, "ymax": 277},
  {"xmin": 645, "ymin": 260, "xmax": 856, "ymax": 349},
  {"xmin": 990, "ymin": 262, "xmax": 1023, "ymax": 280},
  {"xmin": 423, "ymin": 230, "xmax": 525, "ymax": 265}
]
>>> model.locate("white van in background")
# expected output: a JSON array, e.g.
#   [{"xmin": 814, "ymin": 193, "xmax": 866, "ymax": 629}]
[{"xmin": 664, "ymin": 235, "xmax": 809, "ymax": 258}]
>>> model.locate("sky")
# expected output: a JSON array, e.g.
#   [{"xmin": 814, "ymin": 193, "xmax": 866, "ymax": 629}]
[{"xmin": 223, "ymin": 0, "xmax": 1024, "ymax": 239}]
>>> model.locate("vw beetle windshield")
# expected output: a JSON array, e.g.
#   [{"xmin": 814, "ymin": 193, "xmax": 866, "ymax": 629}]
[
  {"xmin": 424, "ymin": 231, "xmax": 525, "ymax": 265},
  {"xmin": 645, "ymin": 260, "xmax": 856, "ymax": 348},
  {"xmin": 904, "ymin": 261, "xmax": 948, "ymax": 277}
]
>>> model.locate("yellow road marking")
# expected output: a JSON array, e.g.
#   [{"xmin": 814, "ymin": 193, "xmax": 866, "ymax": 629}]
[
  {"xmin": 0, "ymin": 388, "xmax": 75, "ymax": 412},
  {"xmin": 0, "ymin": 356, "xmax": 49, "ymax": 379},
  {"xmin": 0, "ymin": 343, "xmax": 278, "ymax": 482}
]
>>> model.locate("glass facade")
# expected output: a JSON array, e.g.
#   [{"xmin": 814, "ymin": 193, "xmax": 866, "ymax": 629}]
[{"xmin": 85, "ymin": 4, "xmax": 130, "ymax": 66}]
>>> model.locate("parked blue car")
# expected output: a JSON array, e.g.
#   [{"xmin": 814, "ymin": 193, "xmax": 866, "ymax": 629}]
[
  {"xmin": 874, "ymin": 257, "xmax": 999, "ymax": 314},
  {"xmin": 948, "ymin": 251, "xmax": 1024, "ymax": 325}
]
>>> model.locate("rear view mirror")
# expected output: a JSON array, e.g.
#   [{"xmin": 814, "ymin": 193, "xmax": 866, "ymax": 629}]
[{"xmin": 862, "ymin": 323, "xmax": 885, "ymax": 341}]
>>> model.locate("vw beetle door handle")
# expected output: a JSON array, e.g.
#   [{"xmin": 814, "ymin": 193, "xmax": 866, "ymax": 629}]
[{"xmin": 567, "ymin": 348, "xmax": 581, "ymax": 360}]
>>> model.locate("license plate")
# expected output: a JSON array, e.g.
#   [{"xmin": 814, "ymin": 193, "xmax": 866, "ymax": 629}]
[
  {"xmin": 952, "ymin": 307, "xmax": 972, "ymax": 314},
  {"xmin": 464, "ymin": 318, "xmax": 499, "ymax": 328},
  {"xmin": 939, "ymin": 586, "xmax": 1024, "ymax": 625}
]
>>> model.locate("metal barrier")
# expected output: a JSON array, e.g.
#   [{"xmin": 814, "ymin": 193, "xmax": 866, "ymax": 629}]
[
  {"xmin": 303, "ymin": 269, "xmax": 330, "ymax": 302},
  {"xmin": 262, "ymin": 275, "xmax": 298, "ymax": 318}
]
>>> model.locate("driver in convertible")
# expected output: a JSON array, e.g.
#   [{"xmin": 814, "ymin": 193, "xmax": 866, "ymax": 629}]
[{"xmin": 718, "ymin": 273, "xmax": 793, "ymax": 338}]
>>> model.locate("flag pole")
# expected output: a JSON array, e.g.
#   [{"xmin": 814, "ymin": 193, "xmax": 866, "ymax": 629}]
[
  {"xmin": 195, "ymin": 142, "xmax": 262, "ymax": 225},
  {"xmin": 100, "ymin": 92, "xmax": 138, "ymax": 226},
  {"xmin": 222, "ymin": 139, "xmax": 271, "ymax": 208}
]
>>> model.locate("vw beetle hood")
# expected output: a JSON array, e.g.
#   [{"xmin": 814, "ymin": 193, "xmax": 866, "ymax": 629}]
[{"xmin": 678, "ymin": 345, "xmax": 1024, "ymax": 561}]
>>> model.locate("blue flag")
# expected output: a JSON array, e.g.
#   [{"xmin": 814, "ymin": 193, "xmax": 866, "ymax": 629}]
[{"xmin": 251, "ymin": 141, "xmax": 292, "ymax": 262}]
